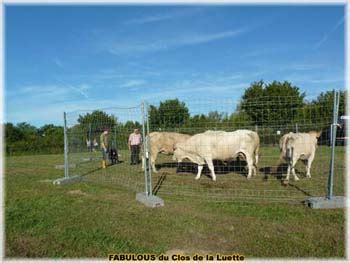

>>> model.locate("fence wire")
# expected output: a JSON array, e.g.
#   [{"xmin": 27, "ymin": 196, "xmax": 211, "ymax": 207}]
[
  {"xmin": 63, "ymin": 97, "xmax": 345, "ymax": 204},
  {"xmin": 65, "ymin": 105, "xmax": 145, "ymax": 194},
  {"xmin": 147, "ymin": 97, "xmax": 345, "ymax": 203}
]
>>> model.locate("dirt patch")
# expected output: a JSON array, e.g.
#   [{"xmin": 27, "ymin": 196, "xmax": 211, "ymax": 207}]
[
  {"xmin": 67, "ymin": 190, "xmax": 88, "ymax": 196},
  {"xmin": 7, "ymin": 235, "xmax": 44, "ymax": 257},
  {"xmin": 38, "ymin": 179, "xmax": 53, "ymax": 183}
]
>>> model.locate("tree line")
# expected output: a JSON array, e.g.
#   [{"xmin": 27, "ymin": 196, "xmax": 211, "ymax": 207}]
[{"xmin": 5, "ymin": 81, "xmax": 346, "ymax": 155}]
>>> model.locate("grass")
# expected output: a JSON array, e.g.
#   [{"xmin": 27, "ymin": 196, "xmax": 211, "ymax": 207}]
[{"xmin": 5, "ymin": 145, "xmax": 346, "ymax": 258}]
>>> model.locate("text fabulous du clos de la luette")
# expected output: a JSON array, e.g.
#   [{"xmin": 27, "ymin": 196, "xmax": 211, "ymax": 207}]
[{"xmin": 109, "ymin": 253, "xmax": 245, "ymax": 261}]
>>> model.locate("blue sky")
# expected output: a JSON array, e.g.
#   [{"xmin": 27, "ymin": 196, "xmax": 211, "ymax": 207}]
[{"xmin": 5, "ymin": 4, "xmax": 345, "ymax": 127}]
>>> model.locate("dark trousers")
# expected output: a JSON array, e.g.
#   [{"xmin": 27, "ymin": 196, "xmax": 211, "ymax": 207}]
[{"xmin": 131, "ymin": 145, "xmax": 140, "ymax": 164}]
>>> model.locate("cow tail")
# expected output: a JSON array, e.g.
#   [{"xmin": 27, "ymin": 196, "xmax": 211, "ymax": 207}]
[
  {"xmin": 279, "ymin": 135, "xmax": 290, "ymax": 163},
  {"xmin": 278, "ymin": 151, "xmax": 284, "ymax": 163},
  {"xmin": 285, "ymin": 138, "xmax": 294, "ymax": 163}
]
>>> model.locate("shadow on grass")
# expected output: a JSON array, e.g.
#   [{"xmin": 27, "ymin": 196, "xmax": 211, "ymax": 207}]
[
  {"xmin": 153, "ymin": 172, "xmax": 167, "ymax": 195},
  {"xmin": 80, "ymin": 161, "xmax": 124, "ymax": 177},
  {"xmin": 260, "ymin": 164, "xmax": 285, "ymax": 180},
  {"xmin": 156, "ymin": 159, "xmax": 249, "ymax": 178},
  {"xmin": 259, "ymin": 164, "xmax": 313, "ymax": 196},
  {"xmin": 81, "ymin": 167, "xmax": 102, "ymax": 177},
  {"xmin": 259, "ymin": 163, "xmax": 301, "ymax": 180},
  {"xmin": 259, "ymin": 163, "xmax": 308, "ymax": 180},
  {"xmin": 288, "ymin": 183, "xmax": 313, "ymax": 196}
]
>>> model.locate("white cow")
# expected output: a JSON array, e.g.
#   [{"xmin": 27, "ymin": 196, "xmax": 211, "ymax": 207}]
[
  {"xmin": 142, "ymin": 132, "xmax": 191, "ymax": 173},
  {"xmin": 173, "ymin": 130, "xmax": 260, "ymax": 181},
  {"xmin": 279, "ymin": 131, "xmax": 321, "ymax": 181}
]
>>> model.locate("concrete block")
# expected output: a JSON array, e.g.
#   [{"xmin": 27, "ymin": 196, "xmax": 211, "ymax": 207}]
[
  {"xmin": 53, "ymin": 175, "xmax": 81, "ymax": 185},
  {"xmin": 136, "ymin": 192, "xmax": 164, "ymax": 208},
  {"xmin": 305, "ymin": 196, "xmax": 346, "ymax": 209},
  {"xmin": 55, "ymin": 164, "xmax": 76, "ymax": 169}
]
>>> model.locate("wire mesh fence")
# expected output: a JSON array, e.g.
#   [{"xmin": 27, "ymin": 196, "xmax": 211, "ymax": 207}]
[
  {"xmin": 62, "ymin": 94, "xmax": 345, "ymax": 204},
  {"xmin": 65, "ymin": 105, "xmax": 145, "ymax": 193},
  {"xmin": 146, "ymin": 96, "xmax": 345, "ymax": 203}
]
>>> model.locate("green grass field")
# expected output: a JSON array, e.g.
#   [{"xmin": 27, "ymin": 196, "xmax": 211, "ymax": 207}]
[{"xmin": 5, "ymin": 146, "xmax": 346, "ymax": 258}]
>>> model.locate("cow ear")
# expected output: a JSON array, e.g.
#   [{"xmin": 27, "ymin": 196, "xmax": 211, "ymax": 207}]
[{"xmin": 317, "ymin": 131, "xmax": 322, "ymax": 138}]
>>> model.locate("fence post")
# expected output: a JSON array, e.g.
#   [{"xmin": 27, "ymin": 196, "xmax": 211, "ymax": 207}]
[
  {"xmin": 145, "ymin": 101, "xmax": 153, "ymax": 196},
  {"xmin": 295, "ymin": 123, "xmax": 298, "ymax": 133},
  {"xmin": 64, "ymin": 111, "xmax": 69, "ymax": 179},
  {"xmin": 303, "ymin": 90, "xmax": 344, "ymax": 208},
  {"xmin": 136, "ymin": 101, "xmax": 164, "ymax": 207},
  {"xmin": 52, "ymin": 111, "xmax": 88, "ymax": 185},
  {"xmin": 141, "ymin": 102, "xmax": 152, "ymax": 196},
  {"xmin": 113, "ymin": 117, "xmax": 117, "ymax": 149},
  {"xmin": 327, "ymin": 90, "xmax": 340, "ymax": 200},
  {"xmin": 141, "ymin": 102, "xmax": 148, "ymax": 194},
  {"xmin": 88, "ymin": 123, "xmax": 92, "ymax": 159}
]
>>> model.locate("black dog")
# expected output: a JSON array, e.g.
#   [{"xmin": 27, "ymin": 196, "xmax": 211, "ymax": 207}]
[{"xmin": 109, "ymin": 148, "xmax": 119, "ymax": 165}]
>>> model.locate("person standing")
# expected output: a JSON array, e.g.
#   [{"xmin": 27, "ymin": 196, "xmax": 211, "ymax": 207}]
[
  {"xmin": 100, "ymin": 128, "xmax": 109, "ymax": 169},
  {"xmin": 128, "ymin": 128, "xmax": 142, "ymax": 165}
]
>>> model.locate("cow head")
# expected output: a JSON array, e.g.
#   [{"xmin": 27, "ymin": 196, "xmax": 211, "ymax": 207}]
[
  {"xmin": 173, "ymin": 143, "xmax": 187, "ymax": 162},
  {"xmin": 173, "ymin": 147, "xmax": 183, "ymax": 162},
  {"xmin": 316, "ymin": 131, "xmax": 322, "ymax": 139},
  {"xmin": 309, "ymin": 130, "xmax": 322, "ymax": 139}
]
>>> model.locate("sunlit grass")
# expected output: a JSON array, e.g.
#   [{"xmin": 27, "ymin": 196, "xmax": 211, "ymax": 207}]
[{"xmin": 5, "ymin": 146, "xmax": 345, "ymax": 258}]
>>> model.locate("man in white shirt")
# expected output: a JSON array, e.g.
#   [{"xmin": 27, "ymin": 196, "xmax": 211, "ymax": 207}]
[{"xmin": 128, "ymin": 128, "xmax": 142, "ymax": 165}]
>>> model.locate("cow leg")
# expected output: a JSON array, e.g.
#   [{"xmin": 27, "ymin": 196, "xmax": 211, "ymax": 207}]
[
  {"xmin": 291, "ymin": 158, "xmax": 299, "ymax": 181},
  {"xmin": 253, "ymin": 164, "xmax": 257, "ymax": 177},
  {"xmin": 195, "ymin": 165, "xmax": 204, "ymax": 180},
  {"xmin": 206, "ymin": 159, "xmax": 216, "ymax": 181},
  {"xmin": 151, "ymin": 152, "xmax": 158, "ymax": 173},
  {"xmin": 286, "ymin": 157, "xmax": 292, "ymax": 181},
  {"xmin": 252, "ymin": 157, "xmax": 258, "ymax": 177},
  {"xmin": 286, "ymin": 163, "xmax": 291, "ymax": 181},
  {"xmin": 304, "ymin": 159, "xmax": 309, "ymax": 178},
  {"xmin": 246, "ymin": 154, "xmax": 254, "ymax": 179},
  {"xmin": 306, "ymin": 153, "xmax": 315, "ymax": 178}
]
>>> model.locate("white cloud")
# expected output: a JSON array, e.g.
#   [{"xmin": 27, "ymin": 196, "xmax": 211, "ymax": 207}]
[
  {"xmin": 178, "ymin": 30, "xmax": 245, "ymax": 46},
  {"xmin": 124, "ymin": 8, "xmax": 202, "ymax": 25},
  {"xmin": 53, "ymin": 58, "xmax": 64, "ymax": 68},
  {"xmin": 5, "ymin": 92, "xmax": 143, "ymax": 126},
  {"xmin": 289, "ymin": 63, "xmax": 325, "ymax": 71},
  {"xmin": 242, "ymin": 46, "xmax": 291, "ymax": 58},
  {"xmin": 54, "ymin": 77, "xmax": 90, "ymax": 99},
  {"xmin": 285, "ymin": 73, "xmax": 344, "ymax": 85},
  {"xmin": 108, "ymin": 29, "xmax": 247, "ymax": 55},
  {"xmin": 6, "ymin": 82, "xmax": 92, "ymax": 108},
  {"xmin": 314, "ymin": 16, "xmax": 344, "ymax": 50},
  {"xmin": 120, "ymin": 80, "xmax": 146, "ymax": 88},
  {"xmin": 139, "ymin": 72, "xmax": 250, "ymax": 102}
]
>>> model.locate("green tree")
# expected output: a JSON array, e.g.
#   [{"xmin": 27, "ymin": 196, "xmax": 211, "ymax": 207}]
[
  {"xmin": 240, "ymin": 80, "xmax": 305, "ymax": 126},
  {"xmin": 67, "ymin": 111, "xmax": 118, "ymax": 151},
  {"xmin": 5, "ymin": 123, "xmax": 25, "ymax": 143},
  {"xmin": 38, "ymin": 124, "xmax": 56, "ymax": 136},
  {"xmin": 16, "ymin": 122, "xmax": 38, "ymax": 138},
  {"xmin": 227, "ymin": 111, "xmax": 253, "ymax": 129},
  {"xmin": 148, "ymin": 105, "xmax": 160, "ymax": 129},
  {"xmin": 295, "ymin": 90, "xmax": 347, "ymax": 132},
  {"xmin": 150, "ymin": 99, "xmax": 190, "ymax": 129},
  {"xmin": 312, "ymin": 90, "xmax": 346, "ymax": 122},
  {"xmin": 207, "ymin": 111, "xmax": 227, "ymax": 122},
  {"xmin": 77, "ymin": 110, "xmax": 117, "ymax": 132},
  {"xmin": 39, "ymin": 125, "xmax": 64, "ymax": 153},
  {"xmin": 123, "ymin": 120, "xmax": 142, "ymax": 132}
]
